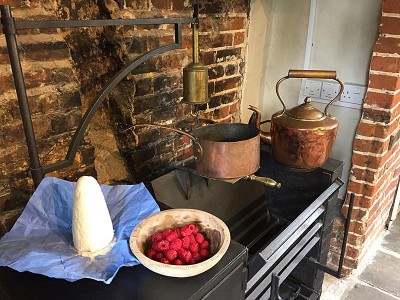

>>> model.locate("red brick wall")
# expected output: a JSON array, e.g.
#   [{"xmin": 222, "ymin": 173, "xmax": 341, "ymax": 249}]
[
  {"xmin": 0, "ymin": 1, "xmax": 97, "ymax": 236},
  {"xmin": 331, "ymin": 0, "xmax": 400, "ymax": 274},
  {"xmin": 0, "ymin": 0, "xmax": 250, "ymax": 235}
]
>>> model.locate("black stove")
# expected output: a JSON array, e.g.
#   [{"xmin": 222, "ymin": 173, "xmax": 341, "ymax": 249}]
[{"xmin": 152, "ymin": 146, "xmax": 346, "ymax": 299}]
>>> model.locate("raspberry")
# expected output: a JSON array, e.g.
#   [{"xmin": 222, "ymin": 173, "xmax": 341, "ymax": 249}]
[
  {"xmin": 180, "ymin": 225, "xmax": 194, "ymax": 237},
  {"xmin": 145, "ymin": 248, "xmax": 157, "ymax": 259},
  {"xmin": 195, "ymin": 233, "xmax": 205, "ymax": 244},
  {"xmin": 200, "ymin": 249, "xmax": 210, "ymax": 259},
  {"xmin": 156, "ymin": 239, "xmax": 169, "ymax": 251},
  {"xmin": 151, "ymin": 232, "xmax": 163, "ymax": 243},
  {"xmin": 189, "ymin": 234, "xmax": 196, "ymax": 245},
  {"xmin": 179, "ymin": 249, "xmax": 193, "ymax": 263},
  {"xmin": 165, "ymin": 231, "xmax": 179, "ymax": 242},
  {"xmin": 155, "ymin": 252, "xmax": 164, "ymax": 260},
  {"xmin": 200, "ymin": 240, "xmax": 209, "ymax": 249},
  {"xmin": 159, "ymin": 258, "xmax": 170, "ymax": 264},
  {"xmin": 189, "ymin": 224, "xmax": 199, "ymax": 234},
  {"xmin": 173, "ymin": 259, "xmax": 184, "ymax": 265},
  {"xmin": 181, "ymin": 236, "xmax": 190, "ymax": 249},
  {"xmin": 151, "ymin": 242, "xmax": 161, "ymax": 252},
  {"xmin": 179, "ymin": 228, "xmax": 190, "ymax": 237},
  {"xmin": 146, "ymin": 225, "xmax": 210, "ymax": 265},
  {"xmin": 162, "ymin": 228, "xmax": 173, "ymax": 238},
  {"xmin": 192, "ymin": 252, "xmax": 202, "ymax": 262},
  {"xmin": 164, "ymin": 249, "xmax": 178, "ymax": 261},
  {"xmin": 169, "ymin": 238, "xmax": 183, "ymax": 251},
  {"xmin": 188, "ymin": 258, "xmax": 196, "ymax": 264},
  {"xmin": 189, "ymin": 243, "xmax": 199, "ymax": 253}
]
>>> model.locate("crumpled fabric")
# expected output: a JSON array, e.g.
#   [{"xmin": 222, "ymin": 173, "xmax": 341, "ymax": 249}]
[{"xmin": 0, "ymin": 177, "xmax": 160, "ymax": 284}]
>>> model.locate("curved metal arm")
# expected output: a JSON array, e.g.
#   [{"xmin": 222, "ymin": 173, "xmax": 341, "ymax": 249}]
[
  {"xmin": 130, "ymin": 124, "xmax": 203, "ymax": 161},
  {"xmin": 43, "ymin": 42, "xmax": 183, "ymax": 174},
  {"xmin": 1, "ymin": 4, "xmax": 199, "ymax": 187}
]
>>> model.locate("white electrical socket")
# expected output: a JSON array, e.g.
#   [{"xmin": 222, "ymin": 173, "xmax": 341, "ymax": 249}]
[
  {"xmin": 304, "ymin": 79, "xmax": 322, "ymax": 98},
  {"xmin": 340, "ymin": 83, "xmax": 366, "ymax": 105},
  {"xmin": 320, "ymin": 81, "xmax": 341, "ymax": 100},
  {"xmin": 300, "ymin": 80, "xmax": 365, "ymax": 110}
]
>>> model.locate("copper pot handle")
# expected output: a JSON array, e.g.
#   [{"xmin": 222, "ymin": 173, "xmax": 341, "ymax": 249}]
[
  {"xmin": 243, "ymin": 175, "xmax": 281, "ymax": 188},
  {"xmin": 275, "ymin": 69, "xmax": 345, "ymax": 116},
  {"xmin": 131, "ymin": 124, "xmax": 203, "ymax": 160}
]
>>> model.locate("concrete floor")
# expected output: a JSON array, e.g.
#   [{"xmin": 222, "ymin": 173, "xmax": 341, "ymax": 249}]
[{"xmin": 321, "ymin": 216, "xmax": 400, "ymax": 300}]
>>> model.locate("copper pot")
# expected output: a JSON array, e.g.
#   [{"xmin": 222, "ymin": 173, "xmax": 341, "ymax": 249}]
[
  {"xmin": 191, "ymin": 123, "xmax": 260, "ymax": 179},
  {"xmin": 249, "ymin": 69, "xmax": 344, "ymax": 169},
  {"xmin": 135, "ymin": 123, "xmax": 280, "ymax": 188}
]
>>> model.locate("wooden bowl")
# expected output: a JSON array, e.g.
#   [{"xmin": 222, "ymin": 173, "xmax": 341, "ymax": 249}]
[{"xmin": 129, "ymin": 208, "xmax": 230, "ymax": 277}]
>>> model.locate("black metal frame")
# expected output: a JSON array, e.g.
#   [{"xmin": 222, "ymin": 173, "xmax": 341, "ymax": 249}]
[{"xmin": 0, "ymin": 4, "xmax": 198, "ymax": 188}]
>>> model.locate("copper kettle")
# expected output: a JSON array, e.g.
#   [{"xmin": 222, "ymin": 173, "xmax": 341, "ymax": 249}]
[{"xmin": 249, "ymin": 69, "xmax": 344, "ymax": 169}]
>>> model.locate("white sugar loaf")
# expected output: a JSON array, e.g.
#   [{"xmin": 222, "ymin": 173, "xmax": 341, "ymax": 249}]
[{"xmin": 72, "ymin": 176, "xmax": 114, "ymax": 254}]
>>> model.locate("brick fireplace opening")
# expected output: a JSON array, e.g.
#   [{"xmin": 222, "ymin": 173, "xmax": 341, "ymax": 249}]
[
  {"xmin": 0, "ymin": 0, "xmax": 248, "ymax": 231},
  {"xmin": 329, "ymin": 0, "xmax": 400, "ymax": 275},
  {"xmin": 0, "ymin": 0, "xmax": 399, "ymax": 280}
]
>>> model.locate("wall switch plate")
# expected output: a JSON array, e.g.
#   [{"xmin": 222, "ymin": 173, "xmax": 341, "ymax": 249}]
[
  {"xmin": 320, "ymin": 81, "xmax": 341, "ymax": 100},
  {"xmin": 304, "ymin": 79, "xmax": 322, "ymax": 97}
]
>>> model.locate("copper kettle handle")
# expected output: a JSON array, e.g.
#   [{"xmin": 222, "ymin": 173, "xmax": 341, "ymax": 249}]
[{"xmin": 275, "ymin": 69, "xmax": 345, "ymax": 116}]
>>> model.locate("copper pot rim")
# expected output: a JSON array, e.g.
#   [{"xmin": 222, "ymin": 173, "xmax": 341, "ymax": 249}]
[{"xmin": 192, "ymin": 123, "xmax": 260, "ymax": 143}]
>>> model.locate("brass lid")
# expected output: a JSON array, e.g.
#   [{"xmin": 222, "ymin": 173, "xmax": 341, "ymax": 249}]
[{"xmin": 285, "ymin": 97, "xmax": 325, "ymax": 121}]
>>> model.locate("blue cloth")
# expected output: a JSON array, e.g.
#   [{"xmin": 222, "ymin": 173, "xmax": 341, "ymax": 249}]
[{"xmin": 0, "ymin": 177, "xmax": 160, "ymax": 284}]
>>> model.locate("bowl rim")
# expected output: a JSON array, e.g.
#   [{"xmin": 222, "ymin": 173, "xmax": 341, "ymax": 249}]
[{"xmin": 129, "ymin": 208, "xmax": 231, "ymax": 277}]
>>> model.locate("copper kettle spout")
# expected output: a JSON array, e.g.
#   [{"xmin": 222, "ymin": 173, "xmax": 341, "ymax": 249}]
[{"xmin": 248, "ymin": 105, "xmax": 272, "ymax": 145}]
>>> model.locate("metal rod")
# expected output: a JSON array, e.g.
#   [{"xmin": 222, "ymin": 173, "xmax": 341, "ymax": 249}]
[
  {"xmin": 337, "ymin": 192, "xmax": 355, "ymax": 276},
  {"xmin": 14, "ymin": 17, "xmax": 197, "ymax": 29},
  {"xmin": 306, "ymin": 192, "xmax": 356, "ymax": 278},
  {"xmin": 192, "ymin": 4, "xmax": 199, "ymax": 64},
  {"xmin": 175, "ymin": 22, "xmax": 182, "ymax": 45},
  {"xmin": 1, "ymin": 6, "xmax": 44, "ymax": 187}
]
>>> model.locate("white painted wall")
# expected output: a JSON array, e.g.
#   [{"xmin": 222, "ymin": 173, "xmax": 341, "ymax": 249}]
[
  {"xmin": 241, "ymin": 0, "xmax": 270, "ymax": 118},
  {"xmin": 243, "ymin": 0, "xmax": 381, "ymax": 198},
  {"xmin": 242, "ymin": 0, "xmax": 310, "ymax": 123}
]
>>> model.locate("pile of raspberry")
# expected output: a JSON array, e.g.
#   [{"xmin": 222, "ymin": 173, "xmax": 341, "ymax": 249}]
[{"xmin": 145, "ymin": 224, "xmax": 211, "ymax": 265}]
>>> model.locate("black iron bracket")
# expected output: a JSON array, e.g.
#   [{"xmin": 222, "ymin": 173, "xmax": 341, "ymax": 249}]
[
  {"xmin": 306, "ymin": 193, "xmax": 356, "ymax": 278},
  {"xmin": 0, "ymin": 4, "xmax": 199, "ymax": 188}
]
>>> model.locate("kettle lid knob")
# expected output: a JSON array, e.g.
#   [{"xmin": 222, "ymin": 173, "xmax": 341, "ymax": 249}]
[{"xmin": 304, "ymin": 97, "xmax": 312, "ymax": 104}]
